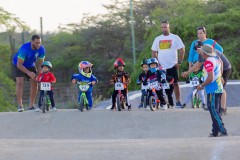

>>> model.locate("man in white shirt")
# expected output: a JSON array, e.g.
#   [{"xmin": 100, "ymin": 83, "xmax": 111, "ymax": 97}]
[{"xmin": 152, "ymin": 21, "xmax": 185, "ymax": 107}]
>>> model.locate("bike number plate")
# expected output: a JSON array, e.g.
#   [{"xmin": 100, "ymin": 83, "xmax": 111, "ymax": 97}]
[
  {"xmin": 79, "ymin": 84, "xmax": 89, "ymax": 92},
  {"xmin": 162, "ymin": 83, "xmax": 170, "ymax": 89},
  {"xmin": 115, "ymin": 82, "xmax": 124, "ymax": 90},
  {"xmin": 190, "ymin": 80, "xmax": 199, "ymax": 87},
  {"xmin": 149, "ymin": 81, "xmax": 159, "ymax": 89},
  {"xmin": 40, "ymin": 82, "xmax": 51, "ymax": 91}
]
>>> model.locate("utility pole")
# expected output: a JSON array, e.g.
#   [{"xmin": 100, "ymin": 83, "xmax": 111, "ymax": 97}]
[
  {"xmin": 40, "ymin": 17, "xmax": 43, "ymax": 42},
  {"xmin": 130, "ymin": 0, "xmax": 136, "ymax": 67}
]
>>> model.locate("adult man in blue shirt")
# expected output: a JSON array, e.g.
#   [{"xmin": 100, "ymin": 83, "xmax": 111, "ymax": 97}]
[
  {"xmin": 12, "ymin": 35, "xmax": 45, "ymax": 112},
  {"xmin": 188, "ymin": 26, "xmax": 223, "ymax": 69}
]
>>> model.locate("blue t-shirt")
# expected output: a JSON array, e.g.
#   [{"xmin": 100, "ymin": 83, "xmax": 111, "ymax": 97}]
[
  {"xmin": 188, "ymin": 39, "xmax": 223, "ymax": 63},
  {"xmin": 13, "ymin": 42, "xmax": 46, "ymax": 68},
  {"xmin": 71, "ymin": 73, "xmax": 97, "ymax": 92}
]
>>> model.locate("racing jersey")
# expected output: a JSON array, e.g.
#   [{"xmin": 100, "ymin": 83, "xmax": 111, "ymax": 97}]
[{"xmin": 203, "ymin": 56, "xmax": 223, "ymax": 94}]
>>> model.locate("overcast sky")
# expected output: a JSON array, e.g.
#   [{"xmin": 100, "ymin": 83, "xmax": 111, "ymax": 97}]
[{"xmin": 1, "ymin": 0, "xmax": 111, "ymax": 32}]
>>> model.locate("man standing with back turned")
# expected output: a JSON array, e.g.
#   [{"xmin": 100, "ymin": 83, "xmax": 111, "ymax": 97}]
[
  {"xmin": 196, "ymin": 44, "xmax": 228, "ymax": 137},
  {"xmin": 12, "ymin": 35, "xmax": 45, "ymax": 112}
]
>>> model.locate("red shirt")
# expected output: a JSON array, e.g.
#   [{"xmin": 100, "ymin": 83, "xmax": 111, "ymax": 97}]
[{"xmin": 37, "ymin": 72, "xmax": 56, "ymax": 90}]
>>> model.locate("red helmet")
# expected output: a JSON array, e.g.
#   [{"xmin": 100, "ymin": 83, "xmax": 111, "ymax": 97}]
[{"xmin": 114, "ymin": 58, "xmax": 125, "ymax": 69}]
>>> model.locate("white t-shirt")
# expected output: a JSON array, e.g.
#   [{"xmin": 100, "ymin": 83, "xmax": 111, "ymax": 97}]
[{"xmin": 151, "ymin": 33, "xmax": 185, "ymax": 69}]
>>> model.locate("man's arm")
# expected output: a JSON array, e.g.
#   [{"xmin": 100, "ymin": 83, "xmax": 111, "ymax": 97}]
[
  {"xmin": 37, "ymin": 58, "xmax": 44, "ymax": 75},
  {"xmin": 178, "ymin": 47, "xmax": 185, "ymax": 63},
  {"xmin": 181, "ymin": 61, "xmax": 203, "ymax": 78},
  {"xmin": 197, "ymin": 71, "xmax": 213, "ymax": 90},
  {"xmin": 189, "ymin": 62, "xmax": 192, "ymax": 69},
  {"xmin": 17, "ymin": 58, "xmax": 35, "ymax": 79},
  {"xmin": 152, "ymin": 50, "xmax": 158, "ymax": 59}
]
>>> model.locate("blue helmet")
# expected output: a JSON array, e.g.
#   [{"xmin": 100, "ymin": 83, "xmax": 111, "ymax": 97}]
[
  {"xmin": 147, "ymin": 58, "xmax": 158, "ymax": 65},
  {"xmin": 148, "ymin": 58, "xmax": 158, "ymax": 73},
  {"xmin": 41, "ymin": 61, "xmax": 52, "ymax": 70}
]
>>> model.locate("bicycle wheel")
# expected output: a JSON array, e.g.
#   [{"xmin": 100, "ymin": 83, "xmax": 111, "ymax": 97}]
[
  {"xmin": 143, "ymin": 95, "xmax": 147, "ymax": 108},
  {"xmin": 197, "ymin": 98, "xmax": 201, "ymax": 108},
  {"xmin": 191, "ymin": 94, "xmax": 197, "ymax": 109},
  {"xmin": 46, "ymin": 97, "xmax": 51, "ymax": 111},
  {"xmin": 42, "ymin": 96, "xmax": 46, "ymax": 113},
  {"xmin": 149, "ymin": 96, "xmax": 157, "ymax": 111},
  {"xmin": 117, "ymin": 94, "xmax": 121, "ymax": 111},
  {"xmin": 79, "ymin": 95, "xmax": 84, "ymax": 112}
]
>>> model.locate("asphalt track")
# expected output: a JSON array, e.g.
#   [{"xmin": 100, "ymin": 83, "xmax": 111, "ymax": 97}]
[{"xmin": 0, "ymin": 81, "xmax": 239, "ymax": 160}]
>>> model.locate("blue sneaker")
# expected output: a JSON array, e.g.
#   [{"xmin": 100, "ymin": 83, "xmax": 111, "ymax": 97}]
[
  {"xmin": 18, "ymin": 106, "xmax": 24, "ymax": 112},
  {"xmin": 138, "ymin": 103, "xmax": 143, "ymax": 108},
  {"xmin": 176, "ymin": 101, "xmax": 182, "ymax": 107},
  {"xmin": 28, "ymin": 106, "xmax": 36, "ymax": 111}
]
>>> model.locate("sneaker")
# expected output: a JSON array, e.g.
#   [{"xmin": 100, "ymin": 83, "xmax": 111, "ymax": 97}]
[
  {"xmin": 219, "ymin": 132, "xmax": 228, "ymax": 137},
  {"xmin": 162, "ymin": 104, "xmax": 168, "ymax": 110},
  {"xmin": 176, "ymin": 101, "xmax": 182, "ymax": 107},
  {"xmin": 110, "ymin": 106, "xmax": 116, "ymax": 111},
  {"xmin": 182, "ymin": 104, "xmax": 186, "ymax": 109},
  {"xmin": 18, "ymin": 106, "xmax": 24, "ymax": 112},
  {"xmin": 28, "ymin": 106, "xmax": 36, "ymax": 111},
  {"xmin": 202, "ymin": 103, "xmax": 206, "ymax": 108},
  {"xmin": 128, "ymin": 104, "xmax": 132, "ymax": 111},
  {"xmin": 170, "ymin": 105, "xmax": 175, "ymax": 109},
  {"xmin": 52, "ymin": 107, "xmax": 58, "ymax": 111},
  {"xmin": 88, "ymin": 107, "xmax": 92, "ymax": 110},
  {"xmin": 138, "ymin": 103, "xmax": 143, "ymax": 108},
  {"xmin": 203, "ymin": 105, "xmax": 208, "ymax": 111},
  {"xmin": 35, "ymin": 108, "xmax": 41, "ymax": 112},
  {"xmin": 209, "ymin": 133, "xmax": 218, "ymax": 137}
]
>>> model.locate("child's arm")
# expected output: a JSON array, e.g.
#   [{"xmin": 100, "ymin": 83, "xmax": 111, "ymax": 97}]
[
  {"xmin": 51, "ymin": 73, "xmax": 56, "ymax": 83},
  {"xmin": 109, "ymin": 74, "xmax": 116, "ymax": 85},
  {"xmin": 91, "ymin": 75, "xmax": 98, "ymax": 85}
]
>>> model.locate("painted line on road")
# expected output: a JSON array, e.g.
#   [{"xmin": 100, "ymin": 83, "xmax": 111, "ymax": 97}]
[{"xmin": 106, "ymin": 82, "xmax": 240, "ymax": 109}]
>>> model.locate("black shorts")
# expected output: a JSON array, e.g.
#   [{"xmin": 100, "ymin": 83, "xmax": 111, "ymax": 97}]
[
  {"xmin": 13, "ymin": 65, "xmax": 37, "ymax": 81},
  {"xmin": 222, "ymin": 68, "xmax": 232, "ymax": 87},
  {"xmin": 166, "ymin": 66, "xmax": 178, "ymax": 84}
]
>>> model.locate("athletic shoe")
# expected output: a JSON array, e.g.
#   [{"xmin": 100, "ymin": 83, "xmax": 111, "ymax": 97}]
[
  {"xmin": 18, "ymin": 106, "xmax": 24, "ymax": 112},
  {"xmin": 52, "ymin": 107, "xmax": 58, "ymax": 111},
  {"xmin": 209, "ymin": 133, "xmax": 218, "ymax": 137},
  {"xmin": 176, "ymin": 101, "xmax": 182, "ymax": 107},
  {"xmin": 88, "ymin": 107, "xmax": 92, "ymax": 110},
  {"xmin": 170, "ymin": 105, "xmax": 175, "ymax": 109},
  {"xmin": 35, "ymin": 108, "xmax": 41, "ymax": 112},
  {"xmin": 138, "ymin": 103, "xmax": 143, "ymax": 108},
  {"xmin": 110, "ymin": 105, "xmax": 116, "ymax": 111},
  {"xmin": 128, "ymin": 105, "xmax": 132, "ymax": 111},
  {"xmin": 202, "ymin": 103, "xmax": 206, "ymax": 108},
  {"xmin": 182, "ymin": 104, "xmax": 186, "ymax": 108},
  {"xmin": 162, "ymin": 104, "xmax": 168, "ymax": 110},
  {"xmin": 219, "ymin": 132, "xmax": 228, "ymax": 137},
  {"xmin": 28, "ymin": 106, "xmax": 36, "ymax": 111}
]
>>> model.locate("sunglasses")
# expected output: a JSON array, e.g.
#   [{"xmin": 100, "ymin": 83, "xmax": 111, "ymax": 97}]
[{"xmin": 197, "ymin": 26, "xmax": 206, "ymax": 33}]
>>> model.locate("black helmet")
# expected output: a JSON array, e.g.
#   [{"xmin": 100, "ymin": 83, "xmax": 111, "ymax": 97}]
[
  {"xmin": 141, "ymin": 58, "xmax": 148, "ymax": 66},
  {"xmin": 194, "ymin": 41, "xmax": 203, "ymax": 50}
]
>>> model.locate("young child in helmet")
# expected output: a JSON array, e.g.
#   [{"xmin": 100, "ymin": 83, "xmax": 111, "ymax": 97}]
[
  {"xmin": 110, "ymin": 58, "xmax": 131, "ymax": 111},
  {"xmin": 71, "ymin": 61, "xmax": 97, "ymax": 110},
  {"xmin": 137, "ymin": 58, "xmax": 151, "ymax": 108},
  {"xmin": 182, "ymin": 63, "xmax": 206, "ymax": 109},
  {"xmin": 36, "ymin": 61, "xmax": 57, "ymax": 112},
  {"xmin": 147, "ymin": 58, "xmax": 174, "ymax": 110}
]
